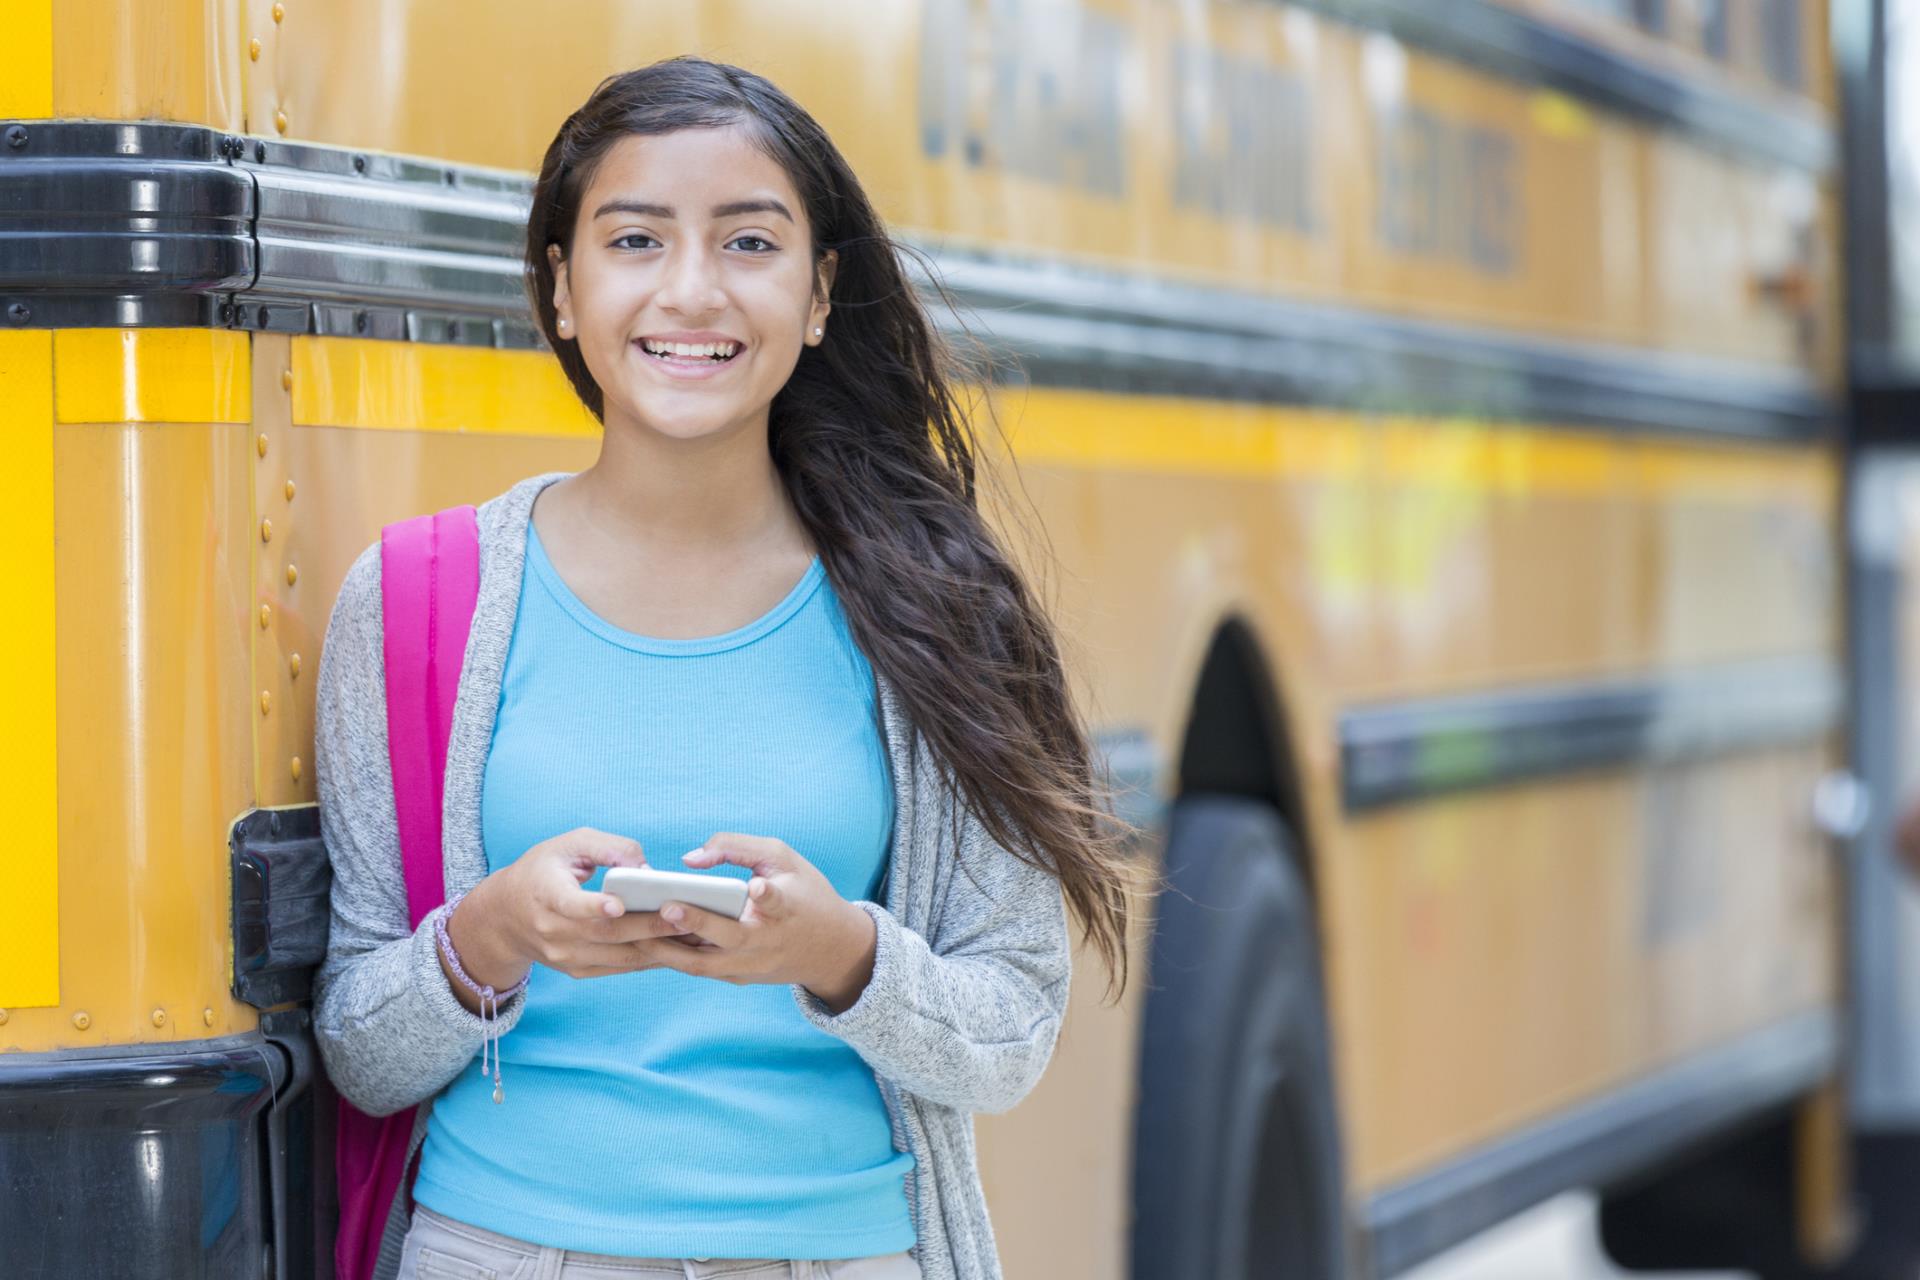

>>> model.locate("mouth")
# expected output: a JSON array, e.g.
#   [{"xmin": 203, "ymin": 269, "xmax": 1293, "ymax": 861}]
[{"xmin": 635, "ymin": 338, "xmax": 744, "ymax": 367}]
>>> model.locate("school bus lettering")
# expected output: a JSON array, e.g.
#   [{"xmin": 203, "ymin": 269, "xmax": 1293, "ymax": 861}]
[
  {"xmin": 1375, "ymin": 105, "xmax": 1520, "ymax": 274},
  {"xmin": 916, "ymin": 0, "xmax": 1128, "ymax": 197},
  {"xmin": 1170, "ymin": 42, "xmax": 1317, "ymax": 234}
]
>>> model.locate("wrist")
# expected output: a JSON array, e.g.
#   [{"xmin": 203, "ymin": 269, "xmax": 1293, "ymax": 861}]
[
  {"xmin": 809, "ymin": 901, "xmax": 877, "ymax": 1015},
  {"xmin": 445, "ymin": 880, "xmax": 532, "ymax": 994}
]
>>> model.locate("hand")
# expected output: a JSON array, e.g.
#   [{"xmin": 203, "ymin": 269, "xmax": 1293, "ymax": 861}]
[
  {"xmin": 449, "ymin": 827, "xmax": 696, "ymax": 995},
  {"xmin": 630, "ymin": 833, "xmax": 878, "ymax": 1012}
]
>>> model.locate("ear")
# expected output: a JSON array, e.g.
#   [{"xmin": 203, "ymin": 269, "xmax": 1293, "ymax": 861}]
[
  {"xmin": 547, "ymin": 243, "xmax": 573, "ymax": 332},
  {"xmin": 809, "ymin": 248, "xmax": 837, "ymax": 338}
]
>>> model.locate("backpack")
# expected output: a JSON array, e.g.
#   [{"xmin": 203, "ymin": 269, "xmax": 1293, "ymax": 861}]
[{"xmin": 333, "ymin": 503, "xmax": 482, "ymax": 1280}]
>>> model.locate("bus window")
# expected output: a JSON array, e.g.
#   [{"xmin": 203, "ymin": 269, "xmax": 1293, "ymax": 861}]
[
  {"xmin": 1763, "ymin": 0, "xmax": 1806, "ymax": 91},
  {"xmin": 1702, "ymin": 0, "xmax": 1731, "ymax": 61}
]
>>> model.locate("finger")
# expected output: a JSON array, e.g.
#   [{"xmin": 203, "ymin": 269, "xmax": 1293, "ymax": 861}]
[
  {"xmin": 744, "ymin": 875, "xmax": 783, "ymax": 920},
  {"xmin": 633, "ymin": 937, "xmax": 724, "ymax": 980},
  {"xmin": 559, "ymin": 939, "xmax": 678, "ymax": 971},
  {"xmin": 659, "ymin": 900, "xmax": 746, "ymax": 948},
  {"xmin": 561, "ymin": 829, "xmax": 647, "ymax": 884},
  {"xmin": 596, "ymin": 912, "xmax": 697, "ymax": 944},
  {"xmin": 684, "ymin": 833, "xmax": 791, "ymax": 876},
  {"xmin": 553, "ymin": 881, "xmax": 637, "ymax": 923}
]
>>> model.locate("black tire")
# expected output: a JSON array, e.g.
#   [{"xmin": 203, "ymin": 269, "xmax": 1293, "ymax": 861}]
[{"xmin": 1130, "ymin": 794, "xmax": 1350, "ymax": 1280}]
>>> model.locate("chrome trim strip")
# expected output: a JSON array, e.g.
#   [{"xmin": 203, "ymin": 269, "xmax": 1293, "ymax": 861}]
[
  {"xmin": 0, "ymin": 120, "xmax": 1828, "ymax": 439},
  {"xmin": 1340, "ymin": 655, "xmax": 1843, "ymax": 811},
  {"xmin": 1359, "ymin": 1010, "xmax": 1838, "ymax": 1277},
  {"xmin": 916, "ymin": 245, "xmax": 1828, "ymax": 439}
]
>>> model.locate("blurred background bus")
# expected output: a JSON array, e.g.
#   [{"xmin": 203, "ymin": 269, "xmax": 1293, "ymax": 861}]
[{"xmin": 6, "ymin": 1, "xmax": 1920, "ymax": 1278}]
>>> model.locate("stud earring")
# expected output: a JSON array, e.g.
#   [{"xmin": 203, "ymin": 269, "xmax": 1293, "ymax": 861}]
[{"xmin": 813, "ymin": 327, "xmax": 823, "ymax": 337}]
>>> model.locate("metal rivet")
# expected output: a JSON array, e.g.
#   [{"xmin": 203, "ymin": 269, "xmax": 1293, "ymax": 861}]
[
  {"xmin": 289, "ymin": 652, "xmax": 301, "ymax": 678},
  {"xmin": 443, "ymin": 169, "xmax": 457, "ymax": 187},
  {"xmin": 260, "ymin": 517, "xmax": 272, "ymax": 543},
  {"xmin": 274, "ymin": 109, "xmax": 288, "ymax": 135},
  {"xmin": 354, "ymin": 310, "xmax": 368, "ymax": 334},
  {"xmin": 219, "ymin": 301, "xmax": 234, "ymax": 324},
  {"xmin": 281, "ymin": 369, "xmax": 293, "ymax": 392},
  {"xmin": 285, "ymin": 479, "xmax": 296, "ymax": 502},
  {"xmin": 203, "ymin": 1008, "xmax": 215, "ymax": 1027},
  {"xmin": 254, "ymin": 141, "xmax": 266, "ymax": 163},
  {"xmin": 151, "ymin": 1008, "xmax": 166, "ymax": 1027},
  {"xmin": 260, "ymin": 690, "xmax": 271, "ymax": 716},
  {"xmin": 290, "ymin": 756, "xmax": 303, "ymax": 783},
  {"xmin": 259, "ymin": 603, "xmax": 272, "ymax": 629},
  {"xmin": 272, "ymin": 3, "xmax": 284, "ymax": 22},
  {"xmin": 249, "ymin": 37, "xmax": 261, "ymax": 60},
  {"xmin": 352, "ymin": 154, "xmax": 367, "ymax": 174},
  {"xmin": 72, "ymin": 1011, "xmax": 90, "ymax": 1030},
  {"xmin": 286, "ymin": 563, "xmax": 298, "ymax": 587},
  {"xmin": 256, "ymin": 305, "xmax": 270, "ymax": 328},
  {"xmin": 5, "ymin": 125, "xmax": 27, "ymax": 150},
  {"xmin": 256, "ymin": 432, "xmax": 269, "ymax": 457},
  {"xmin": 6, "ymin": 301, "xmax": 29, "ymax": 325}
]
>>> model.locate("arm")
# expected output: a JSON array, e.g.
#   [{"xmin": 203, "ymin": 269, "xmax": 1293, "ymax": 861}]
[
  {"xmin": 309, "ymin": 543, "xmax": 531, "ymax": 1118},
  {"xmin": 788, "ymin": 777, "xmax": 1073, "ymax": 1116}
]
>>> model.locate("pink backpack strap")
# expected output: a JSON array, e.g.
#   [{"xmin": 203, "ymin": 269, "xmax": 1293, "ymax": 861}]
[
  {"xmin": 333, "ymin": 503, "xmax": 480, "ymax": 1280},
  {"xmin": 380, "ymin": 504, "xmax": 481, "ymax": 928}
]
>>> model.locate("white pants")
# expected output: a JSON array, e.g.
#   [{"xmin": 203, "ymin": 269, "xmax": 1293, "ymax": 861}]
[{"xmin": 397, "ymin": 1203, "xmax": 923, "ymax": 1280}]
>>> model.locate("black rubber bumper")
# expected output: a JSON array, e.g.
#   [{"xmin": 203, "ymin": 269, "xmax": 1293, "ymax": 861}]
[{"xmin": 0, "ymin": 1038, "xmax": 282, "ymax": 1278}]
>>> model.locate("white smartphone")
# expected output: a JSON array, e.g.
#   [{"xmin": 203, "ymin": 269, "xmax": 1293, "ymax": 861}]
[{"xmin": 601, "ymin": 866, "xmax": 749, "ymax": 921}]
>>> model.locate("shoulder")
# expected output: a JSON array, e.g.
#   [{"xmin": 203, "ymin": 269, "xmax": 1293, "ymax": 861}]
[
  {"xmin": 476, "ymin": 469, "xmax": 574, "ymax": 552},
  {"xmin": 324, "ymin": 540, "xmax": 385, "ymax": 662}
]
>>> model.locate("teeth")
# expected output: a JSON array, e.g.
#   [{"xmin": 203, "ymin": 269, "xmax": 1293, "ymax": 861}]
[{"xmin": 642, "ymin": 339, "xmax": 738, "ymax": 359}]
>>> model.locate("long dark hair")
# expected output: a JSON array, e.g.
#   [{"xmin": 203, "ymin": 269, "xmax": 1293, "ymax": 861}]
[{"xmin": 523, "ymin": 56, "xmax": 1138, "ymax": 998}]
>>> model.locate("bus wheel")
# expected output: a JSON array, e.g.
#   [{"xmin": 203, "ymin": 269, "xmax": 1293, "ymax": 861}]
[{"xmin": 1130, "ymin": 794, "xmax": 1350, "ymax": 1280}]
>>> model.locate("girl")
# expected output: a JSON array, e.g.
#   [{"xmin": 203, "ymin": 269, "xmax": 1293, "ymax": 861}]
[{"xmin": 313, "ymin": 55, "xmax": 1133, "ymax": 1280}]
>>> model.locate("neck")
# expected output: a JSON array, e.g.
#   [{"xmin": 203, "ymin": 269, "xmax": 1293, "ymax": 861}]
[{"xmin": 572, "ymin": 410, "xmax": 801, "ymax": 559}]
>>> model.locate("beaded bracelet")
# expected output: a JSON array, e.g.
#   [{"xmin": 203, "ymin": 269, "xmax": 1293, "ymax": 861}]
[{"xmin": 434, "ymin": 888, "xmax": 530, "ymax": 1104}]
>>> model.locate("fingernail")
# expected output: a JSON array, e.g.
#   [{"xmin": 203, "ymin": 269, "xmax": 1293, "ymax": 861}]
[
  {"xmin": 662, "ymin": 906, "xmax": 684, "ymax": 923},
  {"xmin": 604, "ymin": 899, "xmax": 622, "ymax": 916}
]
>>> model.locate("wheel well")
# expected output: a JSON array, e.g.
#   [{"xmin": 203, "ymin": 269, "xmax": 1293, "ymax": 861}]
[{"xmin": 1175, "ymin": 615, "xmax": 1317, "ymax": 894}]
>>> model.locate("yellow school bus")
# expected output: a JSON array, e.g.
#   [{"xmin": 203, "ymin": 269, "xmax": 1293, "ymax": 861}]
[{"xmin": 0, "ymin": 1, "xmax": 1877, "ymax": 1277}]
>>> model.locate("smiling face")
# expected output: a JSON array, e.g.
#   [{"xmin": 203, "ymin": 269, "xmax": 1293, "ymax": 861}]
[{"xmin": 548, "ymin": 124, "xmax": 835, "ymax": 444}]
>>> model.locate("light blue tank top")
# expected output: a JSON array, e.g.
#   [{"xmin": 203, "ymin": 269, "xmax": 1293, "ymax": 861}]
[{"xmin": 413, "ymin": 517, "xmax": 915, "ymax": 1259}]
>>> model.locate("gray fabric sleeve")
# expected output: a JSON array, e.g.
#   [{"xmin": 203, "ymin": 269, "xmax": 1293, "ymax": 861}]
[
  {"xmin": 789, "ymin": 805, "xmax": 1072, "ymax": 1116},
  {"xmin": 310, "ymin": 541, "xmax": 529, "ymax": 1119}
]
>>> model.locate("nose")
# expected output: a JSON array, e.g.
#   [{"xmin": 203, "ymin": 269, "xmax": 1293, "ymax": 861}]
[{"xmin": 655, "ymin": 242, "xmax": 727, "ymax": 318}]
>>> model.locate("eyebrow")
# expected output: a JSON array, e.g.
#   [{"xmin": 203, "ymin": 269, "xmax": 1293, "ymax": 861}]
[{"xmin": 590, "ymin": 198, "xmax": 794, "ymax": 223}]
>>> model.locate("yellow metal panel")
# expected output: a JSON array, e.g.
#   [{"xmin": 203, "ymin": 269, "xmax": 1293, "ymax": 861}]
[
  {"xmin": 2, "ymin": 415, "xmax": 258, "ymax": 1053},
  {"xmin": 0, "ymin": 0, "xmax": 54, "ymax": 118},
  {"xmin": 1001, "ymin": 387, "xmax": 1832, "ymax": 509},
  {"xmin": 291, "ymin": 336, "xmax": 600, "ymax": 436},
  {"xmin": 0, "ymin": 331, "xmax": 60, "ymax": 1011},
  {"xmin": 54, "ymin": 329, "xmax": 251, "ymax": 425},
  {"xmin": 52, "ymin": 0, "xmax": 243, "ymax": 130}
]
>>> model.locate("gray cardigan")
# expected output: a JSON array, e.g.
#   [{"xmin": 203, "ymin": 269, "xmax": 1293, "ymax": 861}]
[{"xmin": 311, "ymin": 470, "xmax": 1072, "ymax": 1280}]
